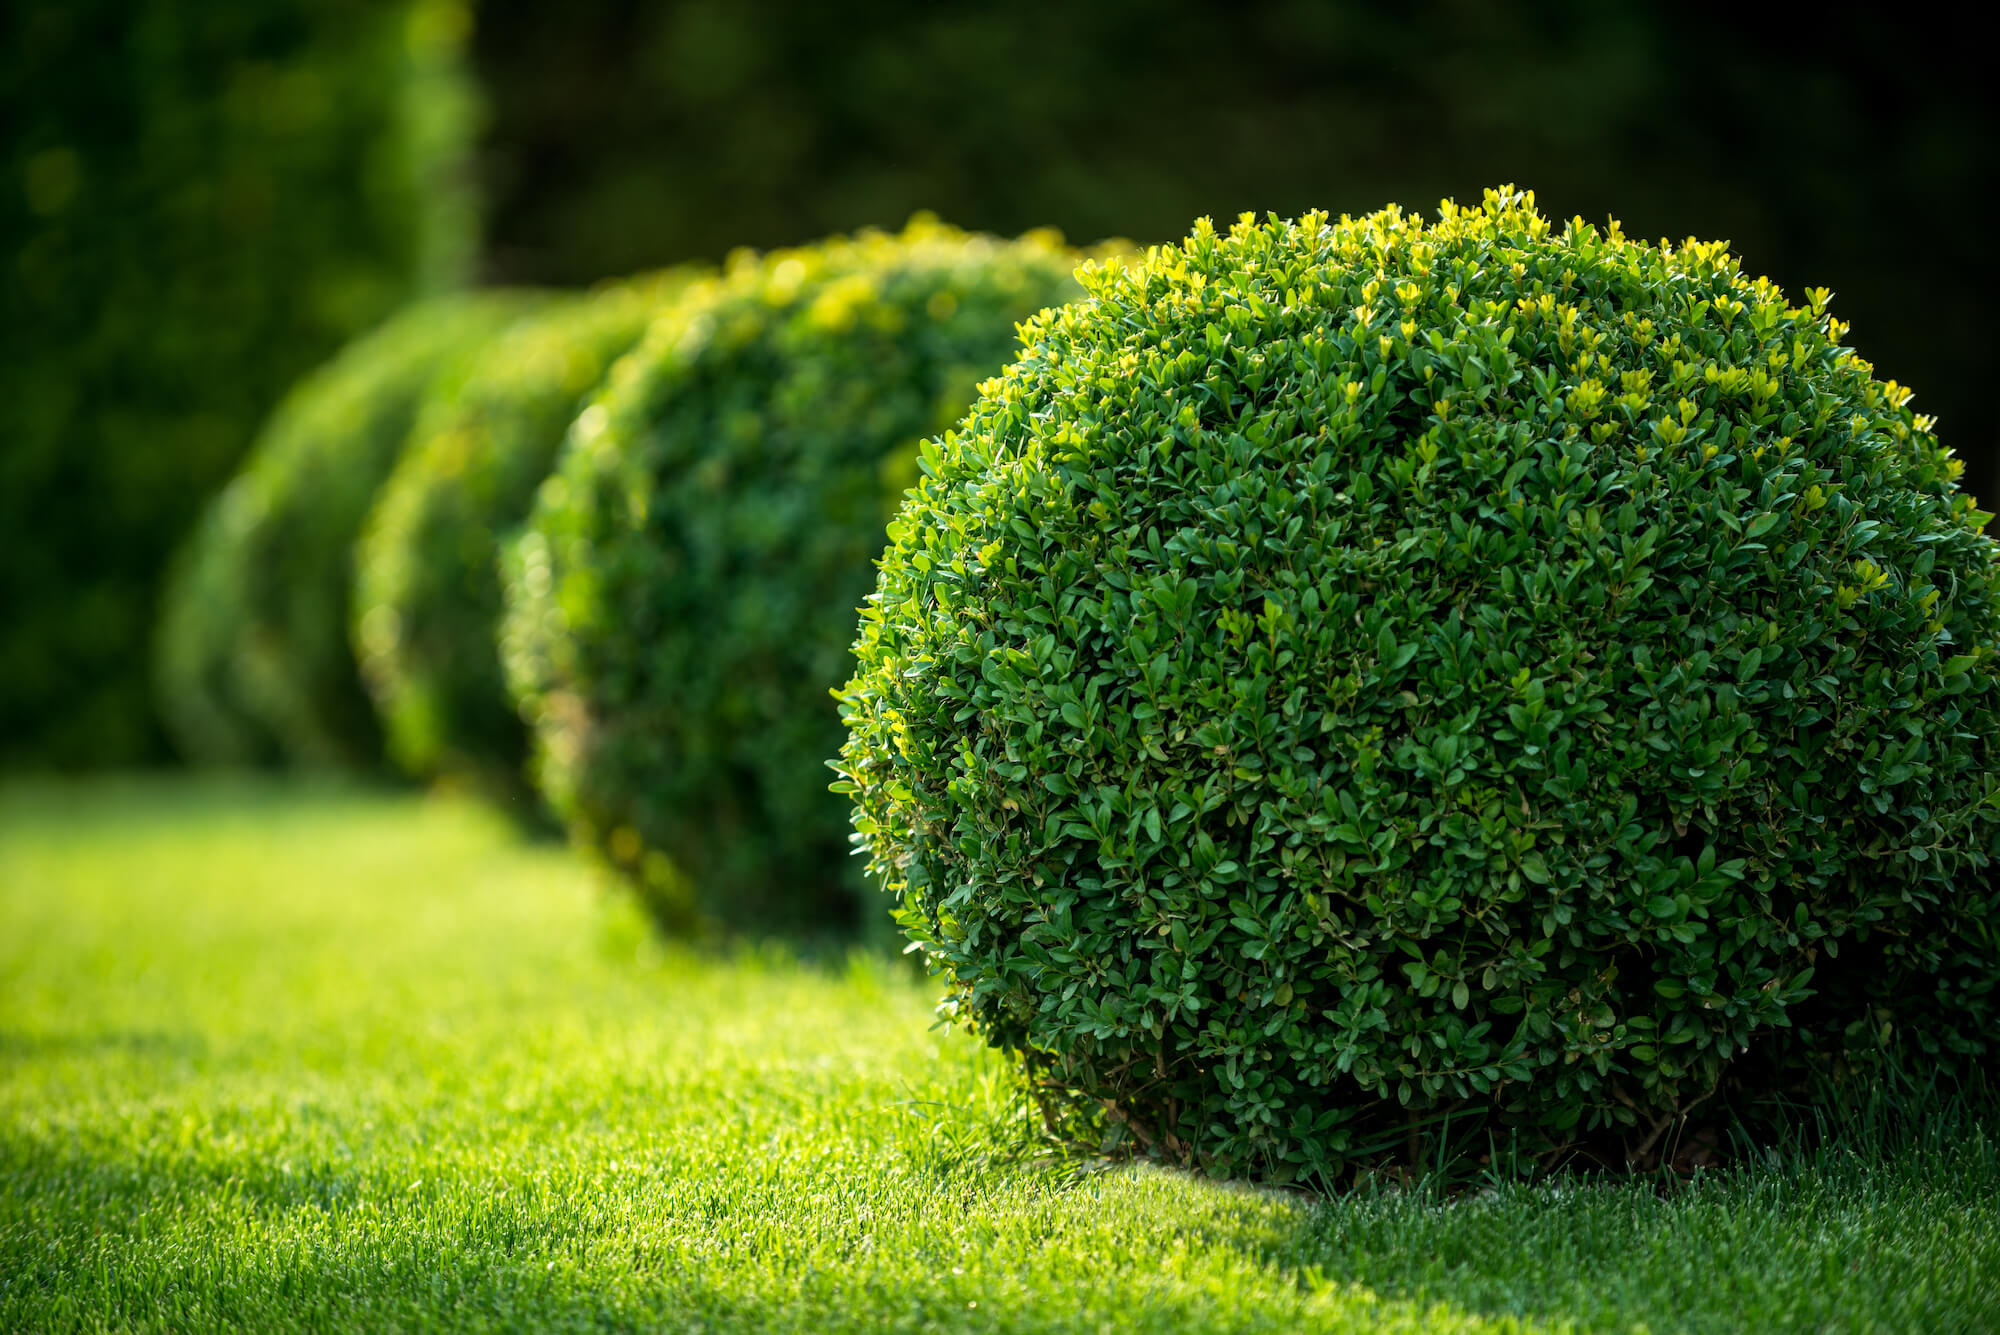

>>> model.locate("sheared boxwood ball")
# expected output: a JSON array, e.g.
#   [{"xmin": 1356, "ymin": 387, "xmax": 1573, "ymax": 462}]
[
  {"xmin": 157, "ymin": 292, "xmax": 540, "ymax": 768},
  {"xmin": 353, "ymin": 271, "xmax": 696, "ymax": 797},
  {"xmin": 835, "ymin": 188, "xmax": 2000, "ymax": 1182},
  {"xmin": 502, "ymin": 218, "xmax": 1093, "ymax": 934}
]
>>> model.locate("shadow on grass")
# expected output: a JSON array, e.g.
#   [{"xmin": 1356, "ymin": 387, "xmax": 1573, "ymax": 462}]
[
  {"xmin": 0, "ymin": 1127, "xmax": 1542, "ymax": 1335},
  {"xmin": 8, "ymin": 1112, "xmax": 2000, "ymax": 1335}
]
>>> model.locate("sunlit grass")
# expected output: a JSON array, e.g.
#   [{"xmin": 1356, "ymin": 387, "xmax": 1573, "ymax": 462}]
[{"xmin": 3, "ymin": 778, "xmax": 1996, "ymax": 1332}]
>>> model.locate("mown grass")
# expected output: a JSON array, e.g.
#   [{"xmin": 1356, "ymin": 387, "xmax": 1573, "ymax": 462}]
[{"xmin": 3, "ymin": 778, "xmax": 1996, "ymax": 1333}]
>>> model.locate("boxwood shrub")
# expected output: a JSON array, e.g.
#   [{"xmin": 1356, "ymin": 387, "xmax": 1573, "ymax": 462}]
[
  {"xmin": 502, "ymin": 218, "xmax": 1093, "ymax": 934},
  {"xmin": 157, "ymin": 292, "xmax": 538, "ymax": 767},
  {"xmin": 835, "ymin": 188, "xmax": 2000, "ymax": 1182},
  {"xmin": 352, "ymin": 271, "xmax": 696, "ymax": 796}
]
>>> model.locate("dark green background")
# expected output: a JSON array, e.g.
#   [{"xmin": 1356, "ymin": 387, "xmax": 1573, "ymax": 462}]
[
  {"xmin": 2, "ymin": 0, "xmax": 474, "ymax": 767},
  {"xmin": 475, "ymin": 0, "xmax": 1996, "ymax": 503}
]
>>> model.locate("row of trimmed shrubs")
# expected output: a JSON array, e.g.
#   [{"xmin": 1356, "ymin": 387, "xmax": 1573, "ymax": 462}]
[
  {"xmin": 160, "ymin": 191, "xmax": 2000, "ymax": 1182},
  {"xmin": 159, "ymin": 217, "xmax": 1096, "ymax": 939}
]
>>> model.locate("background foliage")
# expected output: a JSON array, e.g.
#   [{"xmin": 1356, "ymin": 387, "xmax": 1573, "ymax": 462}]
[{"xmin": 1, "ymin": 0, "xmax": 478, "ymax": 767}]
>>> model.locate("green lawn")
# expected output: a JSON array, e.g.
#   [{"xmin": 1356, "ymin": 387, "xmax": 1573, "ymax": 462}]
[{"xmin": 3, "ymin": 780, "xmax": 1996, "ymax": 1333}]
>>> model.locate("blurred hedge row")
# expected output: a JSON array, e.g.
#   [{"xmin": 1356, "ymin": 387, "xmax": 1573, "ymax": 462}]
[
  {"xmin": 1, "ymin": 0, "xmax": 476, "ymax": 766},
  {"xmin": 157, "ymin": 292, "xmax": 535, "ymax": 771},
  {"xmin": 153, "ymin": 220, "xmax": 1093, "ymax": 943}
]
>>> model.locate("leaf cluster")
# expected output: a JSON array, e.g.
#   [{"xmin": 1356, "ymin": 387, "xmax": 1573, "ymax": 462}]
[{"xmin": 837, "ymin": 187, "xmax": 2000, "ymax": 1180}]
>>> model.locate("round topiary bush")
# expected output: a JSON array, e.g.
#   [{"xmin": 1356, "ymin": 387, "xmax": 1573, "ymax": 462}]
[
  {"xmin": 835, "ymin": 188, "xmax": 2000, "ymax": 1182},
  {"xmin": 352, "ymin": 270, "xmax": 696, "ymax": 797},
  {"xmin": 157, "ymin": 291, "xmax": 539, "ymax": 767},
  {"xmin": 501, "ymin": 218, "xmax": 1096, "ymax": 934}
]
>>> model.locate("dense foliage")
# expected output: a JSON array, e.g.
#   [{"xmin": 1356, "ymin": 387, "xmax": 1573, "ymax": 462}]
[
  {"xmin": 353, "ymin": 271, "xmax": 695, "ymax": 796},
  {"xmin": 2, "ymin": 0, "xmax": 478, "ymax": 766},
  {"xmin": 158, "ymin": 293, "xmax": 536, "ymax": 768},
  {"xmin": 836, "ymin": 189, "xmax": 2000, "ymax": 1180},
  {"xmin": 502, "ymin": 219, "xmax": 1091, "ymax": 933}
]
